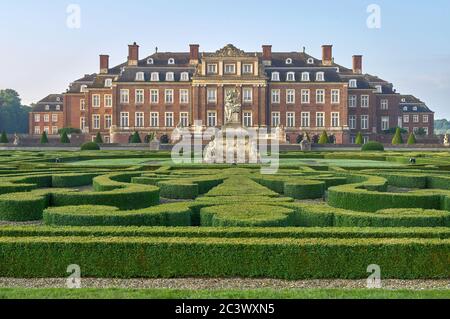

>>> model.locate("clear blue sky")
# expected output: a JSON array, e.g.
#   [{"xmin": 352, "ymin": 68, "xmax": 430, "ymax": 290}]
[{"xmin": 1, "ymin": 0, "xmax": 449, "ymax": 118}]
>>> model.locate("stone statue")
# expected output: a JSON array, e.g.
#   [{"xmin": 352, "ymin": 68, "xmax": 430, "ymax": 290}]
[
  {"xmin": 300, "ymin": 135, "xmax": 311, "ymax": 151},
  {"xmin": 13, "ymin": 134, "xmax": 20, "ymax": 146},
  {"xmin": 224, "ymin": 89, "xmax": 241, "ymax": 124},
  {"xmin": 444, "ymin": 134, "xmax": 449, "ymax": 147}
]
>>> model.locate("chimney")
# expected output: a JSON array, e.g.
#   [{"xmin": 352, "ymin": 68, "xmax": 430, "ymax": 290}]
[
  {"xmin": 189, "ymin": 44, "xmax": 200, "ymax": 64},
  {"xmin": 128, "ymin": 42, "xmax": 139, "ymax": 66},
  {"xmin": 322, "ymin": 45, "xmax": 333, "ymax": 66},
  {"xmin": 262, "ymin": 45, "xmax": 272, "ymax": 65},
  {"xmin": 352, "ymin": 55, "xmax": 363, "ymax": 74},
  {"xmin": 99, "ymin": 55, "xmax": 109, "ymax": 74}
]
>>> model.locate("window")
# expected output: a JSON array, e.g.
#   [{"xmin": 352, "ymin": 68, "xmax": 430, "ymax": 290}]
[
  {"xmin": 381, "ymin": 116, "xmax": 389, "ymax": 131},
  {"xmin": 361, "ymin": 115, "xmax": 369, "ymax": 130},
  {"xmin": 316, "ymin": 72, "xmax": 325, "ymax": 81},
  {"xmin": 150, "ymin": 112, "xmax": 159, "ymax": 127},
  {"xmin": 120, "ymin": 89, "xmax": 129, "ymax": 104},
  {"xmin": 34, "ymin": 114, "xmax": 40, "ymax": 122},
  {"xmin": 150, "ymin": 89, "xmax": 159, "ymax": 104},
  {"xmin": 413, "ymin": 106, "xmax": 418, "ymax": 111},
  {"xmin": 180, "ymin": 72, "xmax": 189, "ymax": 81},
  {"xmin": 151, "ymin": 72, "xmax": 159, "ymax": 81},
  {"xmin": 271, "ymin": 72, "xmax": 280, "ymax": 81},
  {"xmin": 56, "ymin": 97, "xmax": 61, "ymax": 102},
  {"xmin": 286, "ymin": 112, "xmax": 295, "ymax": 127},
  {"xmin": 80, "ymin": 85, "xmax": 87, "ymax": 93},
  {"xmin": 349, "ymin": 95, "xmax": 357, "ymax": 108},
  {"xmin": 207, "ymin": 64, "xmax": 217, "ymax": 74},
  {"xmin": 243, "ymin": 88, "xmax": 253, "ymax": 103},
  {"xmin": 52, "ymin": 114, "xmax": 58, "ymax": 122},
  {"xmin": 135, "ymin": 112, "xmax": 144, "ymax": 127},
  {"xmin": 423, "ymin": 127, "xmax": 429, "ymax": 135},
  {"xmin": 180, "ymin": 89, "xmax": 189, "ymax": 104},
  {"xmin": 92, "ymin": 114, "xmax": 100, "ymax": 129},
  {"xmin": 243, "ymin": 112, "xmax": 252, "ymax": 127},
  {"xmin": 301, "ymin": 90, "xmax": 310, "ymax": 104},
  {"xmin": 243, "ymin": 64, "xmax": 253, "ymax": 74},
  {"xmin": 180, "ymin": 112, "xmax": 189, "ymax": 127},
  {"xmin": 120, "ymin": 112, "xmax": 129, "ymax": 128},
  {"xmin": 224, "ymin": 64, "xmax": 236, "ymax": 74},
  {"xmin": 375, "ymin": 85, "xmax": 382, "ymax": 93},
  {"xmin": 92, "ymin": 95, "xmax": 101, "ymax": 108},
  {"xmin": 135, "ymin": 89, "xmax": 144, "ymax": 104},
  {"xmin": 349, "ymin": 79, "xmax": 357, "ymax": 88},
  {"xmin": 44, "ymin": 114, "xmax": 49, "ymax": 122},
  {"xmin": 316, "ymin": 112, "xmax": 325, "ymax": 128},
  {"xmin": 286, "ymin": 89, "xmax": 295, "ymax": 104},
  {"xmin": 381, "ymin": 99, "xmax": 388, "ymax": 110},
  {"xmin": 361, "ymin": 95, "xmax": 369, "ymax": 108},
  {"xmin": 105, "ymin": 115, "xmax": 112, "ymax": 129},
  {"xmin": 349, "ymin": 115, "xmax": 356, "ymax": 129},
  {"xmin": 52, "ymin": 126, "xmax": 58, "ymax": 135},
  {"xmin": 271, "ymin": 112, "xmax": 280, "ymax": 127},
  {"xmin": 80, "ymin": 117, "xmax": 86, "ymax": 131},
  {"xmin": 403, "ymin": 106, "xmax": 408, "ymax": 111},
  {"xmin": 271, "ymin": 90, "xmax": 280, "ymax": 104},
  {"xmin": 285, "ymin": 58, "xmax": 293, "ymax": 64},
  {"xmin": 331, "ymin": 89, "xmax": 340, "ymax": 104},
  {"xmin": 147, "ymin": 58, "xmax": 154, "ymax": 65},
  {"xmin": 307, "ymin": 58, "xmax": 314, "ymax": 64},
  {"xmin": 135, "ymin": 72, "xmax": 145, "ymax": 81},
  {"xmin": 301, "ymin": 112, "xmax": 310, "ymax": 127},
  {"xmin": 80, "ymin": 99, "xmax": 85, "ymax": 111},
  {"xmin": 43, "ymin": 127, "xmax": 49, "ymax": 134},
  {"xmin": 45, "ymin": 105, "xmax": 50, "ymax": 111},
  {"xmin": 413, "ymin": 127, "xmax": 419, "ymax": 134},
  {"xmin": 104, "ymin": 136, "xmax": 110, "ymax": 144},
  {"xmin": 34, "ymin": 126, "xmax": 40, "ymax": 135},
  {"xmin": 207, "ymin": 88, "xmax": 217, "ymax": 103},
  {"xmin": 316, "ymin": 89, "xmax": 325, "ymax": 104},
  {"xmin": 165, "ymin": 112, "xmax": 174, "ymax": 127},
  {"xmin": 207, "ymin": 112, "xmax": 217, "ymax": 127},
  {"xmin": 105, "ymin": 95, "xmax": 112, "ymax": 107},
  {"xmin": 56, "ymin": 105, "xmax": 61, "ymax": 111},
  {"xmin": 168, "ymin": 58, "xmax": 175, "ymax": 65},
  {"xmin": 413, "ymin": 115, "xmax": 419, "ymax": 123},
  {"xmin": 363, "ymin": 136, "xmax": 370, "ymax": 144},
  {"xmin": 301, "ymin": 72, "xmax": 310, "ymax": 81},
  {"xmin": 423, "ymin": 115, "xmax": 429, "ymax": 123},
  {"xmin": 403, "ymin": 115, "xmax": 410, "ymax": 123},
  {"xmin": 287, "ymin": 72, "xmax": 295, "ymax": 81},
  {"xmin": 166, "ymin": 72, "xmax": 174, "ymax": 81},
  {"xmin": 165, "ymin": 89, "xmax": 174, "ymax": 104},
  {"xmin": 331, "ymin": 112, "xmax": 340, "ymax": 127}
]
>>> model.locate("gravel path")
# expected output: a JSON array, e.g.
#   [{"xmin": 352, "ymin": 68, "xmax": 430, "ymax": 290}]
[{"xmin": 0, "ymin": 278, "xmax": 448, "ymax": 290}]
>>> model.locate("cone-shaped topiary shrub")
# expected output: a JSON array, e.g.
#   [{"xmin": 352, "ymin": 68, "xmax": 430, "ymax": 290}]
[
  {"xmin": 392, "ymin": 127, "xmax": 404, "ymax": 145},
  {"xmin": 94, "ymin": 132, "xmax": 103, "ymax": 144},
  {"xmin": 407, "ymin": 133, "xmax": 417, "ymax": 145},
  {"xmin": 60, "ymin": 131, "xmax": 70, "ymax": 144},
  {"xmin": 40, "ymin": 132, "xmax": 49, "ymax": 144},
  {"xmin": 0, "ymin": 131, "xmax": 8, "ymax": 144},
  {"xmin": 130, "ymin": 132, "xmax": 142, "ymax": 144},
  {"xmin": 355, "ymin": 132, "xmax": 364, "ymax": 145},
  {"xmin": 318, "ymin": 131, "xmax": 329, "ymax": 145}
]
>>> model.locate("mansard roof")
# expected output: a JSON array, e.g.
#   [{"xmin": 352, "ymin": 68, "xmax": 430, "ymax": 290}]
[
  {"xmin": 32, "ymin": 94, "xmax": 64, "ymax": 112},
  {"xmin": 268, "ymin": 69, "xmax": 342, "ymax": 83},
  {"xmin": 400, "ymin": 95, "xmax": 433, "ymax": 113},
  {"xmin": 116, "ymin": 68, "xmax": 194, "ymax": 82}
]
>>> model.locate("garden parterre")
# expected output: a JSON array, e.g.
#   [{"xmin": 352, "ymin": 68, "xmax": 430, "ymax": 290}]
[{"xmin": 0, "ymin": 150, "xmax": 449, "ymax": 279}]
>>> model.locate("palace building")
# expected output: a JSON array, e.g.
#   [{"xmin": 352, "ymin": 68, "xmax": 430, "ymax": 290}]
[{"xmin": 29, "ymin": 43, "xmax": 435, "ymax": 144}]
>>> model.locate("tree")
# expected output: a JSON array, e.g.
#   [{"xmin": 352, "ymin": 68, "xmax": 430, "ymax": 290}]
[
  {"xmin": 40, "ymin": 131, "xmax": 49, "ymax": 144},
  {"xmin": 392, "ymin": 127, "xmax": 404, "ymax": 145},
  {"xmin": 355, "ymin": 132, "xmax": 364, "ymax": 145},
  {"xmin": 60, "ymin": 131, "xmax": 70, "ymax": 144},
  {"xmin": 0, "ymin": 131, "xmax": 8, "ymax": 144},
  {"xmin": 130, "ymin": 132, "xmax": 142, "ymax": 144},
  {"xmin": 0, "ymin": 89, "xmax": 30, "ymax": 134},
  {"xmin": 94, "ymin": 132, "xmax": 103, "ymax": 144},
  {"xmin": 407, "ymin": 132, "xmax": 417, "ymax": 145},
  {"xmin": 318, "ymin": 131, "xmax": 329, "ymax": 144}
]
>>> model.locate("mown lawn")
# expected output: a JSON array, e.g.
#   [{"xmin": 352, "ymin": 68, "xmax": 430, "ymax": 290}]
[{"xmin": 0, "ymin": 288, "xmax": 448, "ymax": 299}]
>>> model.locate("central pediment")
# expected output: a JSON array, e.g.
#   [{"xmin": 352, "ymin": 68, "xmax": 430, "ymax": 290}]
[{"xmin": 206, "ymin": 44, "xmax": 252, "ymax": 57}]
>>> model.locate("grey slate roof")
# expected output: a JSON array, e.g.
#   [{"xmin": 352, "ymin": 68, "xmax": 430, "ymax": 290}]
[{"xmin": 32, "ymin": 94, "xmax": 64, "ymax": 112}]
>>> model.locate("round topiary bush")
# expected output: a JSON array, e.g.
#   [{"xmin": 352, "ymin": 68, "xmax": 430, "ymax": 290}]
[
  {"xmin": 80, "ymin": 142, "xmax": 100, "ymax": 151},
  {"xmin": 361, "ymin": 141, "xmax": 384, "ymax": 152}
]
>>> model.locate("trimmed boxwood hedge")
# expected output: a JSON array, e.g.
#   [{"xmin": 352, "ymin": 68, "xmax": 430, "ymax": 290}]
[{"xmin": 0, "ymin": 236, "xmax": 448, "ymax": 279}]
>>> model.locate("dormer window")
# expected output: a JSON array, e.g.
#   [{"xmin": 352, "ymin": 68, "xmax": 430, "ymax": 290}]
[
  {"xmin": 285, "ymin": 58, "xmax": 293, "ymax": 65},
  {"xmin": 401, "ymin": 98, "xmax": 406, "ymax": 102},
  {"xmin": 135, "ymin": 72, "xmax": 145, "ymax": 81},
  {"xmin": 56, "ymin": 97, "xmax": 61, "ymax": 102},
  {"xmin": 349, "ymin": 79, "xmax": 357, "ymax": 88},
  {"xmin": 105, "ymin": 79, "xmax": 112, "ymax": 87},
  {"xmin": 45, "ymin": 105, "xmax": 50, "ymax": 111},
  {"xmin": 80, "ymin": 85, "xmax": 87, "ymax": 93},
  {"xmin": 375, "ymin": 85, "xmax": 382, "ymax": 93},
  {"xmin": 168, "ymin": 58, "xmax": 175, "ymax": 65},
  {"xmin": 403, "ymin": 106, "xmax": 408, "ymax": 111},
  {"xmin": 166, "ymin": 72, "xmax": 174, "ymax": 81},
  {"xmin": 301, "ymin": 72, "xmax": 310, "ymax": 81},
  {"xmin": 286, "ymin": 72, "xmax": 295, "ymax": 81},
  {"xmin": 413, "ymin": 106, "xmax": 418, "ymax": 111},
  {"xmin": 316, "ymin": 72, "xmax": 325, "ymax": 81},
  {"xmin": 307, "ymin": 58, "xmax": 314, "ymax": 64},
  {"xmin": 151, "ymin": 72, "xmax": 159, "ymax": 82},
  {"xmin": 271, "ymin": 72, "xmax": 280, "ymax": 81},
  {"xmin": 56, "ymin": 105, "xmax": 61, "ymax": 111},
  {"xmin": 180, "ymin": 72, "xmax": 189, "ymax": 81},
  {"xmin": 147, "ymin": 58, "xmax": 154, "ymax": 65}
]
